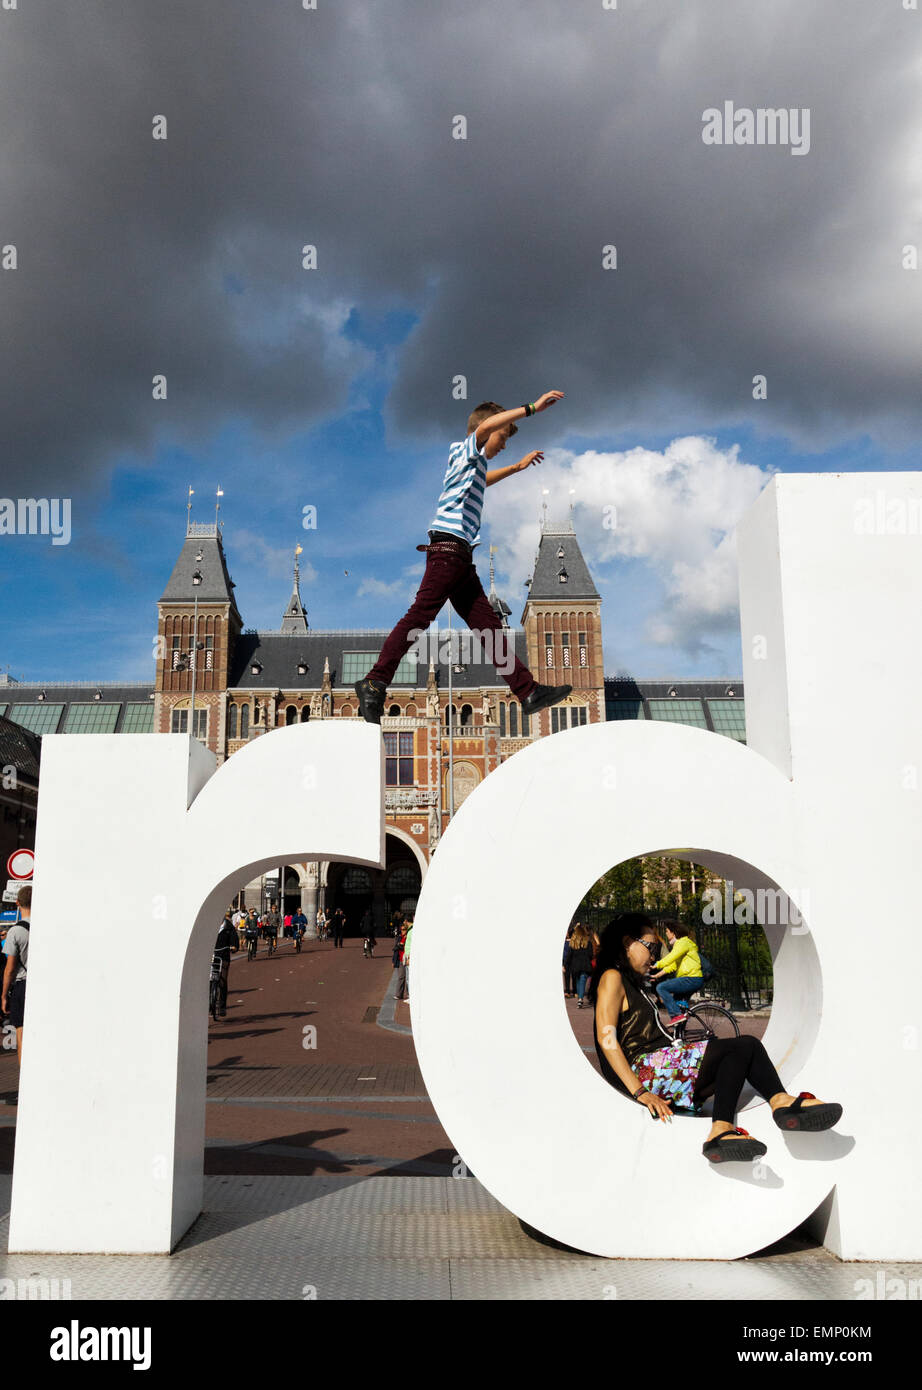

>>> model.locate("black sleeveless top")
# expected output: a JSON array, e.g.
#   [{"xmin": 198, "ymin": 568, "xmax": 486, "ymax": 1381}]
[{"xmin": 593, "ymin": 972, "xmax": 672, "ymax": 1096}]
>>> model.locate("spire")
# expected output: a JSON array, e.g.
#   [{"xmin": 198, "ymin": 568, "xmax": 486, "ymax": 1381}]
[
  {"xmin": 521, "ymin": 517, "xmax": 600, "ymax": 614},
  {"xmin": 281, "ymin": 544, "xmax": 309, "ymax": 634},
  {"xmin": 487, "ymin": 544, "xmax": 511, "ymax": 628}
]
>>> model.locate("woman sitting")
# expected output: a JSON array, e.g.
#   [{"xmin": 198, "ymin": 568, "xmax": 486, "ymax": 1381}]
[
  {"xmin": 649, "ymin": 920, "xmax": 703, "ymax": 1022},
  {"xmin": 590, "ymin": 912, "xmax": 843, "ymax": 1163}
]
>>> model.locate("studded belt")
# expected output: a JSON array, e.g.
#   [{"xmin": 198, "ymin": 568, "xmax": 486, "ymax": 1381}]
[{"xmin": 416, "ymin": 539, "xmax": 471, "ymax": 554}]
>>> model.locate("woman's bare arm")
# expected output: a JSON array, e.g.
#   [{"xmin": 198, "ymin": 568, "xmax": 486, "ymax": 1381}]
[{"xmin": 596, "ymin": 970, "xmax": 673, "ymax": 1122}]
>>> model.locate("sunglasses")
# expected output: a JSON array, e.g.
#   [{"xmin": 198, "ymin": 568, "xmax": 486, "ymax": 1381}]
[{"xmin": 633, "ymin": 937, "xmax": 661, "ymax": 959}]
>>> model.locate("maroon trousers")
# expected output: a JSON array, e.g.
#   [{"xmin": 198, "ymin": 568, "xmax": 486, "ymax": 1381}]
[{"xmin": 367, "ymin": 543, "xmax": 537, "ymax": 700}]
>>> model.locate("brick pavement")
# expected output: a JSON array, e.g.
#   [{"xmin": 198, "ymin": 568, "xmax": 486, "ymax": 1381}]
[{"xmin": 0, "ymin": 941, "xmax": 769, "ymax": 1180}]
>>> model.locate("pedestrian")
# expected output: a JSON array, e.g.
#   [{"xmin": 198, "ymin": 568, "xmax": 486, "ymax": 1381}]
[
  {"xmin": 332, "ymin": 907, "xmax": 345, "ymax": 949},
  {"xmin": 402, "ymin": 918, "xmax": 414, "ymax": 1000},
  {"xmin": 393, "ymin": 922, "xmax": 409, "ymax": 1001},
  {"xmin": 213, "ymin": 909, "xmax": 240, "ymax": 1017},
  {"xmin": 353, "ymin": 394, "xmax": 573, "ymax": 724},
  {"xmin": 1, "ymin": 885, "xmax": 30, "ymax": 1064},
  {"xmin": 568, "ymin": 924, "xmax": 594, "ymax": 1008}
]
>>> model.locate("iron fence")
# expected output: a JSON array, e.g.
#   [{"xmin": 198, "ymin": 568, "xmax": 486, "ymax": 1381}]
[{"xmin": 573, "ymin": 908, "xmax": 773, "ymax": 1012}]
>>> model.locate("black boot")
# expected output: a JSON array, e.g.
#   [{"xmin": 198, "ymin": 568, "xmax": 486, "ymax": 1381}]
[
  {"xmin": 354, "ymin": 678, "xmax": 386, "ymax": 725},
  {"xmin": 521, "ymin": 683, "xmax": 572, "ymax": 716}
]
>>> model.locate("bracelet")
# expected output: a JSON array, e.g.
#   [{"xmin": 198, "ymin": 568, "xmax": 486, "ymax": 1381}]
[
  {"xmin": 523, "ymin": 402, "xmax": 535, "ymax": 417},
  {"xmin": 632, "ymin": 1085, "xmax": 648, "ymax": 1102}
]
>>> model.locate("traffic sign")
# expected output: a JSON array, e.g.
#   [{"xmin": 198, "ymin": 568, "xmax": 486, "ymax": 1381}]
[{"xmin": 6, "ymin": 849, "xmax": 34, "ymax": 880}]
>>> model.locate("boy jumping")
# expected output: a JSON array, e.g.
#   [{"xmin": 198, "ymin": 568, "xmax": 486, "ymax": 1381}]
[{"xmin": 354, "ymin": 391, "xmax": 572, "ymax": 724}]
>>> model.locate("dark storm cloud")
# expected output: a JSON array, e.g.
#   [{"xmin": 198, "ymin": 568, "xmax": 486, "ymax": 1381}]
[{"xmin": 1, "ymin": 0, "xmax": 919, "ymax": 496}]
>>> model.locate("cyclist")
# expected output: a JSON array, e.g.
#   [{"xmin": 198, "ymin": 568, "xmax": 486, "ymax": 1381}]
[
  {"xmin": 290, "ymin": 912, "xmax": 305, "ymax": 952},
  {"xmin": 263, "ymin": 909, "xmax": 279, "ymax": 956},
  {"xmin": 213, "ymin": 910, "xmax": 240, "ymax": 1017},
  {"xmin": 243, "ymin": 910, "xmax": 260, "ymax": 961},
  {"xmin": 648, "ymin": 920, "xmax": 704, "ymax": 1024},
  {"xmin": 590, "ymin": 913, "xmax": 843, "ymax": 1164}
]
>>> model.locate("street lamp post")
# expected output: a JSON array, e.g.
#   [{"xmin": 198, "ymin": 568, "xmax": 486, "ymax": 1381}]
[{"xmin": 190, "ymin": 554, "xmax": 203, "ymax": 740}]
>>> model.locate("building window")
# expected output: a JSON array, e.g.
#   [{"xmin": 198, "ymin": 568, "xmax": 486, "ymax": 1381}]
[
  {"xmin": 286, "ymin": 705, "xmax": 298, "ymax": 726},
  {"xmin": 7, "ymin": 703, "xmax": 65, "ymax": 735},
  {"xmin": 545, "ymin": 636, "xmax": 554, "ymax": 667},
  {"xmin": 576, "ymin": 706, "xmax": 587, "ymax": 727},
  {"xmin": 444, "ymin": 704, "xmax": 456, "ymax": 730},
  {"xmin": 63, "ymin": 703, "xmax": 120, "ymax": 734},
  {"xmin": 384, "ymin": 731, "xmax": 414, "ymax": 786},
  {"xmin": 562, "ymin": 632, "xmax": 570, "ymax": 668},
  {"xmin": 579, "ymin": 631, "xmax": 587, "ymax": 667},
  {"xmin": 499, "ymin": 703, "xmax": 506, "ymax": 736},
  {"xmin": 121, "ymin": 702, "xmax": 154, "ymax": 733},
  {"xmin": 510, "ymin": 703, "xmax": 518, "ymax": 736},
  {"xmin": 171, "ymin": 707, "xmax": 207, "ymax": 738},
  {"xmin": 240, "ymin": 704, "xmax": 249, "ymax": 738},
  {"xmin": 204, "ymin": 635, "xmax": 214, "ymax": 672},
  {"xmin": 300, "ymin": 706, "xmax": 310, "ymax": 722},
  {"xmin": 389, "ymin": 704, "xmax": 401, "ymax": 717},
  {"xmin": 171, "ymin": 635, "xmax": 182, "ymax": 670},
  {"xmin": 342, "ymin": 651, "xmax": 416, "ymax": 685},
  {"xmin": 228, "ymin": 703, "xmax": 238, "ymax": 740},
  {"xmin": 460, "ymin": 704, "xmax": 473, "ymax": 727},
  {"xmin": 521, "ymin": 707, "xmax": 529, "ymax": 736},
  {"xmin": 551, "ymin": 708, "xmax": 559, "ymax": 734}
]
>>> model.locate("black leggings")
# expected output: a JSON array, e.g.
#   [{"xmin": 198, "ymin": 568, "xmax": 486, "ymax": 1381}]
[{"xmin": 691, "ymin": 1035, "xmax": 784, "ymax": 1126}]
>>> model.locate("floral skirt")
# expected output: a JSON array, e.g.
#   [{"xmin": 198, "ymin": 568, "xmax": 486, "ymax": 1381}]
[{"xmin": 634, "ymin": 1041, "xmax": 708, "ymax": 1111}]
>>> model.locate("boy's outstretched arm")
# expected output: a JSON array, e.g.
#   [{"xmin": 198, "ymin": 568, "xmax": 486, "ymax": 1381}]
[
  {"xmin": 485, "ymin": 450, "xmax": 544, "ymax": 487},
  {"xmin": 474, "ymin": 389, "xmax": 564, "ymax": 448}
]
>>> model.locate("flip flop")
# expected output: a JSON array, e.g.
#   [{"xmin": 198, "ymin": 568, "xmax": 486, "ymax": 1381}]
[
  {"xmin": 772, "ymin": 1092, "xmax": 843, "ymax": 1132},
  {"xmin": 702, "ymin": 1127, "xmax": 767, "ymax": 1163}
]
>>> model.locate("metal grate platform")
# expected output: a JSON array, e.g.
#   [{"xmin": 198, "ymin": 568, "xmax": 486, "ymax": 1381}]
[{"xmin": 1, "ymin": 1175, "xmax": 919, "ymax": 1300}]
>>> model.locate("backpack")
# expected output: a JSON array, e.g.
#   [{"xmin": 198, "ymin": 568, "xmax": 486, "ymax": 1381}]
[{"xmin": 698, "ymin": 951, "xmax": 716, "ymax": 982}]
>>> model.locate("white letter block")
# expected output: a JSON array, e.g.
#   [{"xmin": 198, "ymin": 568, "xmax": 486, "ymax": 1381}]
[
  {"xmin": 9, "ymin": 723, "xmax": 384, "ymax": 1253},
  {"xmin": 10, "ymin": 474, "xmax": 922, "ymax": 1260},
  {"xmin": 412, "ymin": 474, "xmax": 922, "ymax": 1260}
]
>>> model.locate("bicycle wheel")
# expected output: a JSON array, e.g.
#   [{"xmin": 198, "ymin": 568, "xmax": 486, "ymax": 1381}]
[
  {"xmin": 209, "ymin": 980, "xmax": 220, "ymax": 1022},
  {"xmin": 684, "ymin": 1003, "xmax": 739, "ymax": 1043}
]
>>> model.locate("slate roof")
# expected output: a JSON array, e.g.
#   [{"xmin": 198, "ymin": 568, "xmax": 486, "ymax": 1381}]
[
  {"xmin": 523, "ymin": 521, "xmax": 601, "ymax": 609},
  {"xmin": 159, "ymin": 530, "xmax": 241, "ymax": 615},
  {"xmin": 228, "ymin": 629, "xmax": 530, "ymax": 691},
  {"xmin": 0, "ymin": 715, "xmax": 40, "ymax": 784}
]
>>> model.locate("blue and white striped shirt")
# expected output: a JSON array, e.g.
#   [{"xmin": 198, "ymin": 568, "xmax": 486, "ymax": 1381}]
[{"xmin": 428, "ymin": 432, "xmax": 488, "ymax": 547}]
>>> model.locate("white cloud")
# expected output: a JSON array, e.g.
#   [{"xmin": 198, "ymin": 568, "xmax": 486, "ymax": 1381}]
[{"xmin": 487, "ymin": 436, "xmax": 769, "ymax": 656}]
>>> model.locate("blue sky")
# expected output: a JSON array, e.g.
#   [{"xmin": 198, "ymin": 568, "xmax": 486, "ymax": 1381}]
[
  {"xmin": 2, "ymin": 3, "xmax": 919, "ymax": 686},
  {"xmin": 3, "ymin": 298, "xmax": 918, "ymax": 685}
]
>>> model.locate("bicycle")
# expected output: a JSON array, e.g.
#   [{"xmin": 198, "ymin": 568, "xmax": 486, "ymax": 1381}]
[
  {"xmin": 292, "ymin": 931, "xmax": 303, "ymax": 954},
  {"xmin": 643, "ymin": 976, "xmax": 739, "ymax": 1043},
  {"xmin": 266, "ymin": 933, "xmax": 277, "ymax": 959},
  {"xmin": 208, "ymin": 953, "xmax": 223, "ymax": 1022},
  {"xmin": 245, "ymin": 934, "xmax": 258, "ymax": 962},
  {"xmin": 363, "ymin": 936, "xmax": 376, "ymax": 958}
]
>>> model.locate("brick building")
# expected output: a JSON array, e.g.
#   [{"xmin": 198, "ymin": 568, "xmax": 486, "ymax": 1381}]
[{"xmin": 2, "ymin": 515, "xmax": 746, "ymax": 931}]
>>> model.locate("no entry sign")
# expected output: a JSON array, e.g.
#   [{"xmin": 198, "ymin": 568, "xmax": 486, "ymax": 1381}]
[{"xmin": 6, "ymin": 848, "xmax": 34, "ymax": 880}]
